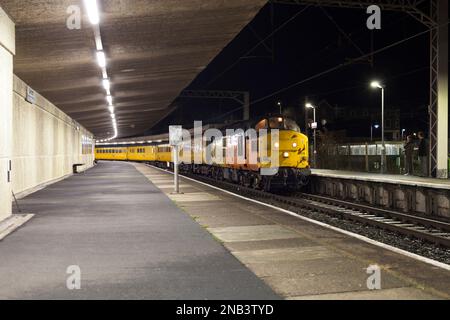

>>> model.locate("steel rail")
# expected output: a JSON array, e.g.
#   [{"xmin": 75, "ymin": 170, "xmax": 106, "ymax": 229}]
[{"xmin": 175, "ymin": 170, "xmax": 450, "ymax": 248}]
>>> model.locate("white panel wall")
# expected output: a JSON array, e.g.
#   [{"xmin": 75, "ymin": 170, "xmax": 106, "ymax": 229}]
[
  {"xmin": 0, "ymin": 7, "xmax": 14, "ymax": 221},
  {"xmin": 12, "ymin": 76, "xmax": 95, "ymax": 196}
]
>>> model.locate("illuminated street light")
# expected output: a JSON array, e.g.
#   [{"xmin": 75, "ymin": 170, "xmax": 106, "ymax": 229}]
[
  {"xmin": 305, "ymin": 103, "xmax": 317, "ymax": 168},
  {"xmin": 371, "ymin": 81, "xmax": 383, "ymax": 89},
  {"xmin": 371, "ymin": 124, "xmax": 380, "ymax": 141},
  {"xmin": 371, "ymin": 81, "xmax": 386, "ymax": 173},
  {"xmin": 277, "ymin": 101, "xmax": 282, "ymax": 114}
]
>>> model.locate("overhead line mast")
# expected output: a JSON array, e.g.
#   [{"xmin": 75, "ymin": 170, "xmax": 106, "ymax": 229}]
[{"xmin": 271, "ymin": 0, "xmax": 448, "ymax": 178}]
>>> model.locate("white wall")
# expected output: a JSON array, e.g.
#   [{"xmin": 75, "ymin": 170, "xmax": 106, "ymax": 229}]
[
  {"xmin": 0, "ymin": 6, "xmax": 14, "ymax": 221},
  {"xmin": 11, "ymin": 76, "xmax": 95, "ymax": 197}
]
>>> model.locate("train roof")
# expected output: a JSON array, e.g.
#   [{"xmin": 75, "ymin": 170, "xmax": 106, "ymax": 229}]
[{"xmin": 95, "ymin": 114, "xmax": 296, "ymax": 147}]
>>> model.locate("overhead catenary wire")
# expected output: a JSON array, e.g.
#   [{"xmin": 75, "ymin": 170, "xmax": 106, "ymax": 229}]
[
  {"xmin": 205, "ymin": 20, "xmax": 449, "ymax": 123},
  {"xmin": 320, "ymin": 7, "xmax": 366, "ymax": 56},
  {"xmin": 206, "ymin": 5, "xmax": 312, "ymax": 87},
  {"xmin": 307, "ymin": 65, "xmax": 429, "ymax": 98},
  {"xmin": 251, "ymin": 25, "xmax": 441, "ymax": 105}
]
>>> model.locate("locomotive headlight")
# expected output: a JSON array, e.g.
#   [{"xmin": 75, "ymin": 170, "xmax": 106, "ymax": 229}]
[
  {"xmin": 283, "ymin": 152, "xmax": 289, "ymax": 158},
  {"xmin": 292, "ymin": 142, "xmax": 297, "ymax": 148}
]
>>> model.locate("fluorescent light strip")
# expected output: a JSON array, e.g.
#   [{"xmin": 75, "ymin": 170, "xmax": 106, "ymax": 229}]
[
  {"xmin": 93, "ymin": 25, "xmax": 103, "ymax": 50},
  {"xmin": 96, "ymin": 51, "xmax": 106, "ymax": 68},
  {"xmin": 102, "ymin": 79, "xmax": 110, "ymax": 91},
  {"xmin": 85, "ymin": 0, "xmax": 120, "ymax": 141},
  {"xmin": 84, "ymin": 0, "xmax": 100, "ymax": 25}
]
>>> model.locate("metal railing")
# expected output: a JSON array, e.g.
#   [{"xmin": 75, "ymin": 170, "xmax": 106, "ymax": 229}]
[{"xmin": 315, "ymin": 142, "xmax": 413, "ymax": 174}]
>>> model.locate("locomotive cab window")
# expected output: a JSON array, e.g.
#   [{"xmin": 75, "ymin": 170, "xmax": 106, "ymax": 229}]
[
  {"xmin": 268, "ymin": 117, "xmax": 301, "ymax": 132},
  {"xmin": 255, "ymin": 119, "xmax": 268, "ymax": 131}
]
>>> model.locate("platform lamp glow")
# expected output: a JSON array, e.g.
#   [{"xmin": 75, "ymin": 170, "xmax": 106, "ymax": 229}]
[
  {"xmin": 371, "ymin": 81, "xmax": 386, "ymax": 173},
  {"xmin": 305, "ymin": 103, "xmax": 317, "ymax": 168}
]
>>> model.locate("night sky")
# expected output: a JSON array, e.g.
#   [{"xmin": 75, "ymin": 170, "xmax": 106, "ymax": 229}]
[{"xmin": 149, "ymin": 3, "xmax": 435, "ymax": 138}]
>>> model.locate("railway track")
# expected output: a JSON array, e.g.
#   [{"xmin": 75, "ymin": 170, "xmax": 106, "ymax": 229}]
[{"xmin": 175, "ymin": 170, "xmax": 450, "ymax": 248}]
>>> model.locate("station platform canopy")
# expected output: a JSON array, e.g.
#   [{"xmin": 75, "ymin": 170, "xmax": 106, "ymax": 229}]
[{"xmin": 0, "ymin": 0, "xmax": 266, "ymax": 138}]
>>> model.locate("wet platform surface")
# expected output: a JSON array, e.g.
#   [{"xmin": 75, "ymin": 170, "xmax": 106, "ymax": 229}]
[
  {"xmin": 312, "ymin": 169, "xmax": 450, "ymax": 190},
  {"xmin": 0, "ymin": 162, "xmax": 278, "ymax": 299},
  {"xmin": 137, "ymin": 164, "xmax": 450, "ymax": 300}
]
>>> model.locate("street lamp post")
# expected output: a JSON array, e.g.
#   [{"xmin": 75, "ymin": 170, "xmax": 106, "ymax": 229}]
[
  {"xmin": 371, "ymin": 124, "xmax": 380, "ymax": 142},
  {"xmin": 277, "ymin": 101, "xmax": 282, "ymax": 114},
  {"xmin": 371, "ymin": 81, "xmax": 386, "ymax": 174},
  {"xmin": 306, "ymin": 103, "xmax": 317, "ymax": 168}
]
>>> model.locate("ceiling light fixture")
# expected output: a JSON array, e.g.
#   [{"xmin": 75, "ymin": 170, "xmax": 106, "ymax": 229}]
[
  {"xmin": 83, "ymin": 0, "xmax": 100, "ymax": 25},
  {"xmin": 102, "ymin": 79, "xmax": 110, "ymax": 91},
  {"xmin": 96, "ymin": 51, "xmax": 106, "ymax": 68}
]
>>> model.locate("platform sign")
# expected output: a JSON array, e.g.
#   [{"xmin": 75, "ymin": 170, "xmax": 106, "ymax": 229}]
[
  {"xmin": 26, "ymin": 86, "xmax": 36, "ymax": 104},
  {"xmin": 169, "ymin": 125, "xmax": 183, "ymax": 146}
]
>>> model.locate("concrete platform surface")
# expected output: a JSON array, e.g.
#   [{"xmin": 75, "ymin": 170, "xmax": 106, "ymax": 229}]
[
  {"xmin": 312, "ymin": 169, "xmax": 450, "ymax": 190},
  {"xmin": 137, "ymin": 164, "xmax": 450, "ymax": 300},
  {"xmin": 0, "ymin": 162, "xmax": 278, "ymax": 300}
]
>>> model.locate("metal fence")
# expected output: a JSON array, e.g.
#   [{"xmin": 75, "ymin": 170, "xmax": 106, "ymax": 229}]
[{"xmin": 315, "ymin": 142, "xmax": 418, "ymax": 174}]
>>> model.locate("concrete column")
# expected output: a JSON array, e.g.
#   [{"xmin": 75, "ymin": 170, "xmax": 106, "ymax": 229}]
[
  {"xmin": 243, "ymin": 92, "xmax": 250, "ymax": 121},
  {"xmin": 436, "ymin": 0, "xmax": 449, "ymax": 178},
  {"xmin": 0, "ymin": 7, "xmax": 15, "ymax": 221}
]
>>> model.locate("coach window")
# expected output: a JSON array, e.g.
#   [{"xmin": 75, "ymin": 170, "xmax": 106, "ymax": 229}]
[{"xmin": 255, "ymin": 119, "xmax": 267, "ymax": 131}]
